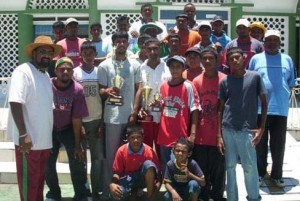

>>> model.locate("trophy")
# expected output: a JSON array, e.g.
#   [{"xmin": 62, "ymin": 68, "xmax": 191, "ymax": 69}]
[
  {"xmin": 151, "ymin": 82, "xmax": 161, "ymax": 112},
  {"xmin": 107, "ymin": 55, "xmax": 124, "ymax": 106},
  {"xmin": 142, "ymin": 73, "xmax": 153, "ymax": 121}
]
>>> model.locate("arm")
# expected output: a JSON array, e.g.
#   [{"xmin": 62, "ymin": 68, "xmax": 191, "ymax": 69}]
[
  {"xmin": 72, "ymin": 118, "xmax": 85, "ymax": 161},
  {"xmin": 180, "ymin": 163, "xmax": 206, "ymax": 187},
  {"xmin": 164, "ymin": 182, "xmax": 182, "ymax": 201},
  {"xmin": 109, "ymin": 173, "xmax": 123, "ymax": 200},
  {"xmin": 217, "ymin": 99, "xmax": 225, "ymax": 155},
  {"xmin": 99, "ymin": 83, "xmax": 119, "ymax": 100},
  {"xmin": 128, "ymin": 82, "xmax": 143, "ymax": 125},
  {"xmin": 10, "ymin": 102, "xmax": 32, "ymax": 152},
  {"xmin": 188, "ymin": 109, "xmax": 199, "ymax": 145}
]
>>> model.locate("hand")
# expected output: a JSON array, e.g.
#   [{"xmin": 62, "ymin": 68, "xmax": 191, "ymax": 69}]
[
  {"xmin": 109, "ymin": 183, "xmax": 123, "ymax": 200},
  {"xmin": 180, "ymin": 163, "xmax": 189, "ymax": 176},
  {"xmin": 171, "ymin": 190, "xmax": 182, "ymax": 201},
  {"xmin": 250, "ymin": 128, "xmax": 264, "ymax": 147},
  {"xmin": 74, "ymin": 146, "xmax": 85, "ymax": 162},
  {"xmin": 187, "ymin": 134, "xmax": 195, "ymax": 145},
  {"xmin": 130, "ymin": 31, "xmax": 139, "ymax": 38},
  {"xmin": 217, "ymin": 136, "xmax": 225, "ymax": 155},
  {"xmin": 138, "ymin": 107, "xmax": 149, "ymax": 119},
  {"xmin": 19, "ymin": 134, "xmax": 32, "ymax": 153},
  {"xmin": 128, "ymin": 112, "xmax": 137, "ymax": 125},
  {"xmin": 106, "ymin": 87, "xmax": 120, "ymax": 97},
  {"xmin": 168, "ymin": 27, "xmax": 176, "ymax": 34}
]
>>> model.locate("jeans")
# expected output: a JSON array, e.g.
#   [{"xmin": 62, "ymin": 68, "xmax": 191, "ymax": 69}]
[
  {"xmin": 222, "ymin": 128, "xmax": 261, "ymax": 201},
  {"xmin": 45, "ymin": 127, "xmax": 87, "ymax": 200},
  {"xmin": 164, "ymin": 180, "xmax": 200, "ymax": 201},
  {"xmin": 160, "ymin": 146, "xmax": 175, "ymax": 175},
  {"xmin": 256, "ymin": 115, "xmax": 287, "ymax": 179}
]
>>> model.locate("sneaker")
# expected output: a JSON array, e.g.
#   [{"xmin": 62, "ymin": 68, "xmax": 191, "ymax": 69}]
[{"xmin": 272, "ymin": 178, "xmax": 285, "ymax": 187}]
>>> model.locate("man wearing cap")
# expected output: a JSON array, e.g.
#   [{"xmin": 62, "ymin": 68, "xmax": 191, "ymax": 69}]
[
  {"xmin": 194, "ymin": 21, "xmax": 214, "ymax": 50},
  {"xmin": 129, "ymin": 3, "xmax": 167, "ymax": 41},
  {"xmin": 222, "ymin": 18, "xmax": 264, "ymax": 71},
  {"xmin": 249, "ymin": 22, "xmax": 267, "ymax": 42},
  {"xmin": 45, "ymin": 57, "xmax": 89, "ymax": 201},
  {"xmin": 183, "ymin": 47, "xmax": 203, "ymax": 81},
  {"xmin": 249, "ymin": 30, "xmax": 298, "ymax": 187},
  {"xmin": 56, "ymin": 17, "xmax": 87, "ymax": 67},
  {"xmin": 7, "ymin": 35, "xmax": 62, "ymax": 201},
  {"xmin": 210, "ymin": 15, "xmax": 231, "ymax": 51}
]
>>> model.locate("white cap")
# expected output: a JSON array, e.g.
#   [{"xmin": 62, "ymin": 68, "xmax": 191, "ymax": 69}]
[
  {"xmin": 65, "ymin": 17, "xmax": 78, "ymax": 26},
  {"xmin": 198, "ymin": 21, "xmax": 212, "ymax": 30},
  {"xmin": 264, "ymin": 29, "xmax": 281, "ymax": 39},
  {"xmin": 236, "ymin": 18, "xmax": 250, "ymax": 27}
]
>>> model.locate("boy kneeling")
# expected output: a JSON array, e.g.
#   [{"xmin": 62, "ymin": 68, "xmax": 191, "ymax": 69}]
[
  {"xmin": 109, "ymin": 125, "xmax": 162, "ymax": 201},
  {"xmin": 164, "ymin": 137, "xmax": 205, "ymax": 201}
]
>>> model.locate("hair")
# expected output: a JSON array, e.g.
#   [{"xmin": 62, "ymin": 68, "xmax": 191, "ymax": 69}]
[
  {"xmin": 200, "ymin": 47, "xmax": 218, "ymax": 59},
  {"xmin": 184, "ymin": 2, "xmax": 196, "ymax": 10},
  {"xmin": 226, "ymin": 47, "xmax": 243, "ymax": 60},
  {"xmin": 167, "ymin": 33, "xmax": 181, "ymax": 42},
  {"xmin": 52, "ymin": 21, "xmax": 65, "ymax": 29},
  {"xmin": 80, "ymin": 41, "xmax": 96, "ymax": 53},
  {"xmin": 174, "ymin": 137, "xmax": 193, "ymax": 153},
  {"xmin": 90, "ymin": 22, "xmax": 102, "ymax": 30},
  {"xmin": 138, "ymin": 33, "xmax": 152, "ymax": 45},
  {"xmin": 112, "ymin": 31, "xmax": 129, "ymax": 43},
  {"xmin": 126, "ymin": 124, "xmax": 144, "ymax": 137},
  {"xmin": 141, "ymin": 3, "xmax": 153, "ymax": 12},
  {"xmin": 117, "ymin": 15, "xmax": 129, "ymax": 24},
  {"xmin": 144, "ymin": 38, "xmax": 160, "ymax": 47}
]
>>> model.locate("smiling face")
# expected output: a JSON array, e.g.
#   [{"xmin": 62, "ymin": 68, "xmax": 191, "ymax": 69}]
[
  {"xmin": 183, "ymin": 4, "xmax": 196, "ymax": 20},
  {"xmin": 113, "ymin": 37, "xmax": 129, "ymax": 55},
  {"xmin": 173, "ymin": 143, "xmax": 191, "ymax": 164},
  {"xmin": 32, "ymin": 45, "xmax": 55, "ymax": 69},
  {"xmin": 81, "ymin": 47, "xmax": 96, "ymax": 65},
  {"xmin": 169, "ymin": 60, "xmax": 185, "ymax": 80},
  {"xmin": 264, "ymin": 36, "xmax": 281, "ymax": 55}
]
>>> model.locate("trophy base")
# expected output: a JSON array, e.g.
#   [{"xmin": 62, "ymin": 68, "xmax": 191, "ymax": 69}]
[{"xmin": 107, "ymin": 96, "xmax": 123, "ymax": 106}]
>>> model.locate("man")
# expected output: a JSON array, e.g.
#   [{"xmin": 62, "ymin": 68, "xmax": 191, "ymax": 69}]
[
  {"xmin": 7, "ymin": 35, "xmax": 62, "ymax": 201},
  {"xmin": 194, "ymin": 21, "xmax": 214, "ymax": 50},
  {"xmin": 98, "ymin": 31, "xmax": 143, "ymax": 198},
  {"xmin": 249, "ymin": 30, "xmax": 298, "ymax": 187},
  {"xmin": 192, "ymin": 47, "xmax": 226, "ymax": 201},
  {"xmin": 210, "ymin": 15, "xmax": 231, "ymax": 51},
  {"xmin": 56, "ymin": 17, "xmax": 86, "ymax": 67},
  {"xmin": 218, "ymin": 47, "xmax": 267, "ymax": 201},
  {"xmin": 183, "ymin": 47, "xmax": 203, "ymax": 81},
  {"xmin": 129, "ymin": 3, "xmax": 167, "ymax": 41},
  {"xmin": 163, "ymin": 34, "xmax": 181, "ymax": 62},
  {"xmin": 249, "ymin": 22, "xmax": 267, "ymax": 42},
  {"xmin": 52, "ymin": 21, "xmax": 65, "ymax": 44},
  {"xmin": 45, "ymin": 57, "xmax": 88, "ymax": 201},
  {"xmin": 222, "ymin": 18, "xmax": 264, "ymax": 71}
]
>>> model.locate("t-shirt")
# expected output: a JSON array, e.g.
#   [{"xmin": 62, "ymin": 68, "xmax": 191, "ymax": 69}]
[
  {"xmin": 193, "ymin": 72, "xmax": 226, "ymax": 146},
  {"xmin": 177, "ymin": 31, "xmax": 202, "ymax": 56},
  {"xmin": 56, "ymin": 37, "xmax": 87, "ymax": 67},
  {"xmin": 210, "ymin": 31, "xmax": 231, "ymax": 51},
  {"xmin": 112, "ymin": 143, "xmax": 161, "ymax": 175},
  {"xmin": 52, "ymin": 79, "xmax": 88, "ymax": 131},
  {"xmin": 7, "ymin": 62, "xmax": 53, "ymax": 150},
  {"xmin": 73, "ymin": 66, "xmax": 102, "ymax": 122},
  {"xmin": 157, "ymin": 80, "xmax": 200, "ymax": 147},
  {"xmin": 98, "ymin": 57, "xmax": 142, "ymax": 124},
  {"xmin": 92, "ymin": 39, "xmax": 112, "ymax": 58},
  {"xmin": 248, "ymin": 52, "xmax": 297, "ymax": 116},
  {"xmin": 140, "ymin": 59, "xmax": 171, "ymax": 123},
  {"xmin": 164, "ymin": 159, "xmax": 203, "ymax": 186},
  {"xmin": 218, "ymin": 70, "xmax": 267, "ymax": 131}
]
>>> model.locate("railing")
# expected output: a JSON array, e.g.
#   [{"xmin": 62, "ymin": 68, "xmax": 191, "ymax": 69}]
[{"xmin": 159, "ymin": 0, "xmax": 231, "ymax": 3}]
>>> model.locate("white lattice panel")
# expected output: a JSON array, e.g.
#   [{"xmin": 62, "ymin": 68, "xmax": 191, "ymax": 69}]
[
  {"xmin": 28, "ymin": 0, "xmax": 88, "ymax": 9},
  {"xmin": 161, "ymin": 0, "xmax": 231, "ymax": 3},
  {"xmin": 101, "ymin": 13, "xmax": 141, "ymax": 36},
  {"xmin": 0, "ymin": 14, "xmax": 18, "ymax": 78},
  {"xmin": 245, "ymin": 15, "xmax": 289, "ymax": 54}
]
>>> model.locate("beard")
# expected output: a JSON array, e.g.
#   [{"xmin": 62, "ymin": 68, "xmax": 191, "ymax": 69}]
[{"xmin": 37, "ymin": 58, "xmax": 51, "ymax": 68}]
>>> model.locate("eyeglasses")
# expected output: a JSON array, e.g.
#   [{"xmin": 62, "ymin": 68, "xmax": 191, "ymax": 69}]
[{"xmin": 37, "ymin": 49, "xmax": 55, "ymax": 57}]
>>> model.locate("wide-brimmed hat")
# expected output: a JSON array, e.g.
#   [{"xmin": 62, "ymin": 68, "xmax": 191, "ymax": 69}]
[
  {"xmin": 25, "ymin": 35, "xmax": 62, "ymax": 58},
  {"xmin": 250, "ymin": 22, "xmax": 267, "ymax": 34},
  {"xmin": 140, "ymin": 23, "xmax": 163, "ymax": 35}
]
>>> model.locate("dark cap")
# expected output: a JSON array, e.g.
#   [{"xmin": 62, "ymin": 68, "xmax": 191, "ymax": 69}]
[
  {"xmin": 166, "ymin": 55, "xmax": 186, "ymax": 67},
  {"xmin": 200, "ymin": 47, "xmax": 218, "ymax": 59},
  {"xmin": 185, "ymin": 47, "xmax": 201, "ymax": 56},
  {"xmin": 212, "ymin": 15, "xmax": 224, "ymax": 23},
  {"xmin": 226, "ymin": 47, "xmax": 243, "ymax": 59},
  {"xmin": 176, "ymin": 14, "xmax": 189, "ymax": 20}
]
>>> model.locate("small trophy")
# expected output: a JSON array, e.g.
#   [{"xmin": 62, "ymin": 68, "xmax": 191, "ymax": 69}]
[
  {"xmin": 142, "ymin": 73, "xmax": 153, "ymax": 121},
  {"xmin": 151, "ymin": 82, "xmax": 161, "ymax": 112},
  {"xmin": 107, "ymin": 62, "xmax": 124, "ymax": 106}
]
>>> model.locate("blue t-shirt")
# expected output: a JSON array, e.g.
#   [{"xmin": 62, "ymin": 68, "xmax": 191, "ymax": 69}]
[{"xmin": 248, "ymin": 52, "xmax": 297, "ymax": 116}]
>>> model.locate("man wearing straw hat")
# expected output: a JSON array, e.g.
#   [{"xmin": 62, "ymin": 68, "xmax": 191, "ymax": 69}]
[{"xmin": 7, "ymin": 35, "xmax": 62, "ymax": 201}]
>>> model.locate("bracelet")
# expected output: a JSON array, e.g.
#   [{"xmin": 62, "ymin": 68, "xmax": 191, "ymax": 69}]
[{"xmin": 19, "ymin": 133, "xmax": 28, "ymax": 138}]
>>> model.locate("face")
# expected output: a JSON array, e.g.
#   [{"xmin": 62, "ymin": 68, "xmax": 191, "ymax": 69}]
[
  {"xmin": 212, "ymin": 21, "xmax": 224, "ymax": 33},
  {"xmin": 117, "ymin": 20, "xmax": 130, "ymax": 32},
  {"xmin": 264, "ymin": 36, "xmax": 281, "ymax": 55},
  {"xmin": 169, "ymin": 60, "xmax": 185, "ymax": 80},
  {"xmin": 141, "ymin": 6, "xmax": 153, "ymax": 19},
  {"xmin": 81, "ymin": 48, "xmax": 97, "ymax": 65},
  {"xmin": 128, "ymin": 132, "xmax": 144, "ymax": 153},
  {"xmin": 32, "ymin": 45, "xmax": 55, "ymax": 69},
  {"xmin": 200, "ymin": 52, "xmax": 217, "ymax": 71},
  {"xmin": 250, "ymin": 27, "xmax": 264, "ymax": 41},
  {"xmin": 168, "ymin": 37, "xmax": 181, "ymax": 51},
  {"xmin": 113, "ymin": 37, "xmax": 129, "ymax": 55},
  {"xmin": 90, "ymin": 25, "xmax": 102, "ymax": 38},
  {"xmin": 146, "ymin": 42, "xmax": 160, "ymax": 60},
  {"xmin": 66, "ymin": 22, "xmax": 79, "ymax": 38},
  {"xmin": 228, "ymin": 52, "xmax": 244, "ymax": 71},
  {"xmin": 53, "ymin": 27, "xmax": 65, "ymax": 41},
  {"xmin": 236, "ymin": 25, "xmax": 250, "ymax": 38},
  {"xmin": 186, "ymin": 52, "xmax": 201, "ymax": 69},
  {"xmin": 198, "ymin": 26, "xmax": 212, "ymax": 39},
  {"xmin": 183, "ymin": 5, "xmax": 196, "ymax": 20},
  {"xmin": 176, "ymin": 17, "xmax": 188, "ymax": 31},
  {"xmin": 55, "ymin": 63, "xmax": 73, "ymax": 83},
  {"xmin": 173, "ymin": 143, "xmax": 190, "ymax": 164}
]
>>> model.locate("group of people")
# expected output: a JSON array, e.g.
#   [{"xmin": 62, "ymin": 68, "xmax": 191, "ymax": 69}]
[{"xmin": 6, "ymin": 2, "xmax": 297, "ymax": 201}]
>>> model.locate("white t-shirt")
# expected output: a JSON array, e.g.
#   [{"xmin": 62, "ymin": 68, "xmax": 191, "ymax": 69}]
[
  {"xmin": 129, "ymin": 20, "xmax": 168, "ymax": 41},
  {"xmin": 140, "ymin": 59, "xmax": 171, "ymax": 123},
  {"xmin": 7, "ymin": 62, "xmax": 53, "ymax": 150},
  {"xmin": 73, "ymin": 66, "xmax": 102, "ymax": 122}
]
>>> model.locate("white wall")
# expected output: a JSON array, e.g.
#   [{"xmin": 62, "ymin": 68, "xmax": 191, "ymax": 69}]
[
  {"xmin": 0, "ymin": 0, "xmax": 27, "ymax": 11},
  {"xmin": 243, "ymin": 0, "xmax": 298, "ymax": 13},
  {"xmin": 97, "ymin": 0, "xmax": 155, "ymax": 10}
]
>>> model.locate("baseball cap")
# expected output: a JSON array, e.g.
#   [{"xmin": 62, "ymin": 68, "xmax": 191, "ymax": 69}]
[
  {"xmin": 236, "ymin": 18, "xmax": 250, "ymax": 27},
  {"xmin": 55, "ymin": 57, "xmax": 74, "ymax": 68},
  {"xmin": 264, "ymin": 30, "xmax": 281, "ymax": 39},
  {"xmin": 166, "ymin": 55, "xmax": 186, "ymax": 67},
  {"xmin": 198, "ymin": 21, "xmax": 212, "ymax": 30},
  {"xmin": 65, "ymin": 17, "xmax": 78, "ymax": 26},
  {"xmin": 212, "ymin": 15, "xmax": 224, "ymax": 23},
  {"xmin": 185, "ymin": 47, "xmax": 201, "ymax": 56},
  {"xmin": 176, "ymin": 14, "xmax": 189, "ymax": 20}
]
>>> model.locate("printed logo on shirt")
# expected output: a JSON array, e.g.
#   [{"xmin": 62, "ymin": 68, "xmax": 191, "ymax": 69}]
[
  {"xmin": 54, "ymin": 96, "xmax": 73, "ymax": 112},
  {"xmin": 84, "ymin": 85, "xmax": 97, "ymax": 97}
]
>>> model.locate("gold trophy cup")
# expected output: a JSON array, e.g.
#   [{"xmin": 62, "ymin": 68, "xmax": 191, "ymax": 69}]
[
  {"xmin": 107, "ymin": 66, "xmax": 124, "ymax": 106},
  {"xmin": 142, "ymin": 73, "xmax": 153, "ymax": 121}
]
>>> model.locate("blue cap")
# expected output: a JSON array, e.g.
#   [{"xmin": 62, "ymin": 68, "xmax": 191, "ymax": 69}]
[{"xmin": 166, "ymin": 55, "xmax": 186, "ymax": 67}]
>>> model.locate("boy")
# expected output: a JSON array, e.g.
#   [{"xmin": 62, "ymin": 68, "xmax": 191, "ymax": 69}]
[
  {"xmin": 157, "ymin": 55, "xmax": 200, "ymax": 173},
  {"xmin": 164, "ymin": 137, "xmax": 205, "ymax": 201},
  {"xmin": 109, "ymin": 125, "xmax": 162, "ymax": 201},
  {"xmin": 73, "ymin": 41, "xmax": 104, "ymax": 200}
]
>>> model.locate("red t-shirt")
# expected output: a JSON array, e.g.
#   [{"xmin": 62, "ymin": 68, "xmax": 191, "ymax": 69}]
[
  {"xmin": 178, "ymin": 31, "xmax": 201, "ymax": 57},
  {"xmin": 193, "ymin": 72, "xmax": 226, "ymax": 146},
  {"xmin": 157, "ymin": 80, "xmax": 200, "ymax": 147},
  {"xmin": 112, "ymin": 143, "xmax": 161, "ymax": 175}
]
